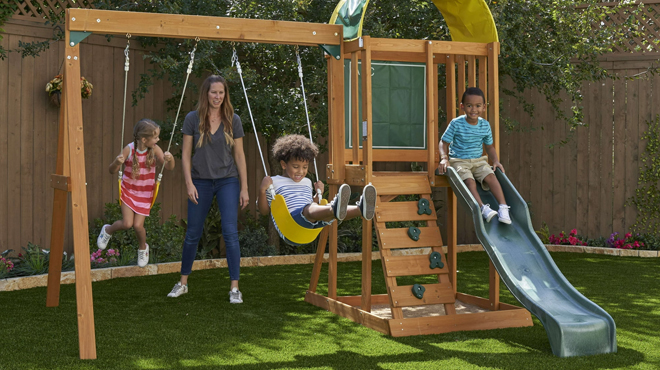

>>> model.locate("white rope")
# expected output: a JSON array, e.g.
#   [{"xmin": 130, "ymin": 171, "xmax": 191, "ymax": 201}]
[
  {"xmin": 157, "ymin": 38, "xmax": 199, "ymax": 180},
  {"xmin": 296, "ymin": 46, "xmax": 322, "ymax": 202},
  {"xmin": 232, "ymin": 48, "xmax": 269, "ymax": 178},
  {"xmin": 119, "ymin": 34, "xmax": 131, "ymax": 181}
]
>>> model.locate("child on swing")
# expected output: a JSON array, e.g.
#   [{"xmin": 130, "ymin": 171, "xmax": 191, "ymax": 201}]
[
  {"xmin": 258, "ymin": 134, "xmax": 377, "ymax": 244},
  {"xmin": 97, "ymin": 119, "xmax": 175, "ymax": 267}
]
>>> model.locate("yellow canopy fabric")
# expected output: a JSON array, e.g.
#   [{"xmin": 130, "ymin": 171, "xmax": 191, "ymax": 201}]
[
  {"xmin": 271, "ymin": 194, "xmax": 328, "ymax": 245},
  {"xmin": 432, "ymin": 0, "xmax": 498, "ymax": 43}
]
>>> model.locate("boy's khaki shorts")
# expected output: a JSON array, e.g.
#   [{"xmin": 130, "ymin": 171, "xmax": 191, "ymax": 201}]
[{"xmin": 449, "ymin": 155, "xmax": 494, "ymax": 191}]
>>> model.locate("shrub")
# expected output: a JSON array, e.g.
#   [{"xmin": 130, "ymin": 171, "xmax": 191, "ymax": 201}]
[
  {"xmin": 0, "ymin": 256, "xmax": 14, "ymax": 278},
  {"xmin": 89, "ymin": 202, "xmax": 185, "ymax": 265},
  {"xmin": 239, "ymin": 213, "xmax": 277, "ymax": 257},
  {"xmin": 12, "ymin": 243, "xmax": 50, "ymax": 276},
  {"xmin": 549, "ymin": 229, "xmax": 588, "ymax": 246}
]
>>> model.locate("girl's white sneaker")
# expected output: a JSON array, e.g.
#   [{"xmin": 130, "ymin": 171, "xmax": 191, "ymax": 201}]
[{"xmin": 498, "ymin": 205, "xmax": 512, "ymax": 224}]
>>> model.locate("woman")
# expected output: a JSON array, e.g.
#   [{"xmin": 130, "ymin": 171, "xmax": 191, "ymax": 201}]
[{"xmin": 167, "ymin": 75, "xmax": 249, "ymax": 303}]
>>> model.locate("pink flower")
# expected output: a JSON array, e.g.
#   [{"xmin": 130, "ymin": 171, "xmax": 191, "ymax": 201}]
[
  {"xmin": 571, "ymin": 229, "xmax": 577, "ymax": 236},
  {"xmin": 625, "ymin": 232, "xmax": 632, "ymax": 239}
]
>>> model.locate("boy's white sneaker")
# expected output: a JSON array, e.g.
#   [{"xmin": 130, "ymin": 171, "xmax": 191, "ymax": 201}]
[
  {"xmin": 498, "ymin": 205, "xmax": 512, "ymax": 224},
  {"xmin": 167, "ymin": 282, "xmax": 188, "ymax": 298},
  {"xmin": 97, "ymin": 224, "xmax": 111, "ymax": 250},
  {"xmin": 481, "ymin": 204, "xmax": 497, "ymax": 223},
  {"xmin": 137, "ymin": 244, "xmax": 150, "ymax": 268},
  {"xmin": 330, "ymin": 184, "xmax": 351, "ymax": 221},
  {"xmin": 356, "ymin": 183, "xmax": 377, "ymax": 220},
  {"xmin": 229, "ymin": 288, "xmax": 243, "ymax": 304}
]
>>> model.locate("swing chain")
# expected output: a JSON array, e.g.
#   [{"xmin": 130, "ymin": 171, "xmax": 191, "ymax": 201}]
[
  {"xmin": 123, "ymin": 35, "xmax": 131, "ymax": 72},
  {"xmin": 187, "ymin": 38, "xmax": 199, "ymax": 74},
  {"xmin": 295, "ymin": 45, "xmax": 303, "ymax": 78},
  {"xmin": 232, "ymin": 47, "xmax": 241, "ymax": 74}
]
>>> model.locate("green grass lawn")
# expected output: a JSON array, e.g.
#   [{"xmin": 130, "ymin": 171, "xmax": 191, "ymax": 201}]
[{"xmin": 1, "ymin": 252, "xmax": 659, "ymax": 370}]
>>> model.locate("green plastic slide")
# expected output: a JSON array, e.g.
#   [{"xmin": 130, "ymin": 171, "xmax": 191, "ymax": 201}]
[{"xmin": 442, "ymin": 167, "xmax": 617, "ymax": 357}]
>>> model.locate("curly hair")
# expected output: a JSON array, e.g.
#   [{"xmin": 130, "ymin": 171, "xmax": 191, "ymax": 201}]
[{"xmin": 272, "ymin": 134, "xmax": 318, "ymax": 164}]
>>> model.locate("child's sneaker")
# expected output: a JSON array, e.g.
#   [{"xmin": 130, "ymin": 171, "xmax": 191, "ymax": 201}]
[
  {"xmin": 97, "ymin": 224, "xmax": 111, "ymax": 250},
  {"xmin": 330, "ymin": 184, "xmax": 351, "ymax": 221},
  {"xmin": 137, "ymin": 244, "xmax": 150, "ymax": 268},
  {"xmin": 498, "ymin": 205, "xmax": 512, "ymax": 224},
  {"xmin": 356, "ymin": 183, "xmax": 377, "ymax": 220},
  {"xmin": 229, "ymin": 287, "xmax": 243, "ymax": 304},
  {"xmin": 167, "ymin": 282, "xmax": 188, "ymax": 298},
  {"xmin": 481, "ymin": 204, "xmax": 497, "ymax": 223}
]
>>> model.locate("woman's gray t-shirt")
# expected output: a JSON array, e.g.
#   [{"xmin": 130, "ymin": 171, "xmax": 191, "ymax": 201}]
[{"xmin": 182, "ymin": 111, "xmax": 245, "ymax": 179}]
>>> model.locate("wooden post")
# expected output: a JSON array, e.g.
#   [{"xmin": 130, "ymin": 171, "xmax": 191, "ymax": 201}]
[
  {"xmin": 351, "ymin": 52, "xmax": 360, "ymax": 164},
  {"xmin": 308, "ymin": 227, "xmax": 329, "ymax": 293},
  {"xmin": 361, "ymin": 36, "xmax": 373, "ymax": 184},
  {"xmin": 361, "ymin": 218, "xmax": 372, "ymax": 312},
  {"xmin": 447, "ymin": 188, "xmax": 457, "ymax": 295},
  {"xmin": 426, "ymin": 41, "xmax": 436, "ymax": 186},
  {"xmin": 64, "ymin": 15, "xmax": 97, "ymax": 359},
  {"xmin": 326, "ymin": 51, "xmax": 345, "ymax": 183},
  {"xmin": 487, "ymin": 42, "xmax": 501, "ymax": 310},
  {"xmin": 328, "ymin": 184, "xmax": 338, "ymax": 299},
  {"xmin": 478, "ymin": 56, "xmax": 487, "ymax": 119},
  {"xmin": 445, "ymin": 54, "xmax": 457, "ymax": 121},
  {"xmin": 46, "ymin": 84, "xmax": 69, "ymax": 307}
]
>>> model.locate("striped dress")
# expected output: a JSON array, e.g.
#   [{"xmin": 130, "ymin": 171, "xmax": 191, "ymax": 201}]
[
  {"xmin": 120, "ymin": 142, "xmax": 156, "ymax": 216},
  {"xmin": 265, "ymin": 175, "xmax": 314, "ymax": 239}
]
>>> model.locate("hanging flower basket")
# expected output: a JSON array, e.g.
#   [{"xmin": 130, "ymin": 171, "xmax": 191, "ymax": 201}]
[{"xmin": 45, "ymin": 74, "xmax": 94, "ymax": 107}]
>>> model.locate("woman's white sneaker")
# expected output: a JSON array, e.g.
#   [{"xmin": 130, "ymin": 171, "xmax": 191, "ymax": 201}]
[
  {"xmin": 167, "ymin": 282, "xmax": 188, "ymax": 297},
  {"xmin": 229, "ymin": 288, "xmax": 243, "ymax": 304}
]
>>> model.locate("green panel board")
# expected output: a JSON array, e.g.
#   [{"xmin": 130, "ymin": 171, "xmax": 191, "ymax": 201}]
[{"xmin": 345, "ymin": 60, "xmax": 427, "ymax": 149}]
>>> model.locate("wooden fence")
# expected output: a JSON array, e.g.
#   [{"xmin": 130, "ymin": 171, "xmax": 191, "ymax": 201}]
[{"xmin": 1, "ymin": 11, "xmax": 659, "ymax": 253}]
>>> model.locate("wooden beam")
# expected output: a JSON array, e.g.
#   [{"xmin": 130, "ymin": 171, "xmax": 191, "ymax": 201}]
[
  {"xmin": 369, "ymin": 173, "xmax": 430, "ymax": 195},
  {"xmin": 343, "ymin": 148, "xmax": 430, "ymax": 162},
  {"xmin": 378, "ymin": 226, "xmax": 443, "ymax": 249},
  {"xmin": 389, "ymin": 283, "xmax": 455, "ymax": 307},
  {"xmin": 489, "ymin": 261, "xmax": 501, "ymax": 311},
  {"xmin": 376, "ymin": 202, "xmax": 437, "ymax": 223},
  {"xmin": 305, "ymin": 291, "xmax": 391, "ymax": 334},
  {"xmin": 46, "ymin": 89, "xmax": 70, "ymax": 308},
  {"xmin": 64, "ymin": 20, "xmax": 97, "ymax": 359},
  {"xmin": 388, "ymin": 307, "xmax": 532, "ymax": 337},
  {"xmin": 369, "ymin": 38, "xmax": 489, "ymax": 56},
  {"xmin": 337, "ymin": 294, "xmax": 390, "ymax": 306},
  {"xmin": 328, "ymin": 185, "xmax": 338, "ymax": 299},
  {"xmin": 445, "ymin": 54, "xmax": 457, "ymax": 121},
  {"xmin": 326, "ymin": 52, "xmax": 345, "ymax": 183},
  {"xmin": 382, "ymin": 254, "xmax": 449, "ymax": 277},
  {"xmin": 50, "ymin": 174, "xmax": 71, "ymax": 192},
  {"xmin": 67, "ymin": 9, "xmax": 342, "ymax": 46}
]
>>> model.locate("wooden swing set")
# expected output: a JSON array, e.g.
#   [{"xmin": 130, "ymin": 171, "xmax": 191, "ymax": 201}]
[{"xmin": 48, "ymin": 6, "xmax": 531, "ymax": 360}]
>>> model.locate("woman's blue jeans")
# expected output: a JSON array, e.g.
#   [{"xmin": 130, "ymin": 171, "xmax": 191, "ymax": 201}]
[{"xmin": 180, "ymin": 178, "xmax": 240, "ymax": 280}]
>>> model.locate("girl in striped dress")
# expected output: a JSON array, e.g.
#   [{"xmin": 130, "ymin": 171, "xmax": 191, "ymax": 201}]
[{"xmin": 97, "ymin": 119, "xmax": 175, "ymax": 267}]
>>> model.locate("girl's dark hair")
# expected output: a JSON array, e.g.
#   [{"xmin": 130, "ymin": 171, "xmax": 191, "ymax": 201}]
[
  {"xmin": 132, "ymin": 119, "xmax": 159, "ymax": 179},
  {"xmin": 196, "ymin": 75, "xmax": 234, "ymax": 148},
  {"xmin": 272, "ymin": 134, "xmax": 318, "ymax": 164},
  {"xmin": 461, "ymin": 87, "xmax": 486, "ymax": 104}
]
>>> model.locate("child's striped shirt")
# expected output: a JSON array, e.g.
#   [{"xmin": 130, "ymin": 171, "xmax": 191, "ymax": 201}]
[{"xmin": 441, "ymin": 115, "xmax": 493, "ymax": 159}]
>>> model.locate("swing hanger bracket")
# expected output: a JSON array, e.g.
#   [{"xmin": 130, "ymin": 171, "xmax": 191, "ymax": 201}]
[{"xmin": 68, "ymin": 31, "xmax": 92, "ymax": 47}]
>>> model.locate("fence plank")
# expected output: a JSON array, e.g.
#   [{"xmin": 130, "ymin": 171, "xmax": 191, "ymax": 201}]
[
  {"xmin": 8, "ymin": 35, "xmax": 23, "ymax": 252},
  {"xmin": 612, "ymin": 73, "xmax": 627, "ymax": 234},
  {"xmin": 587, "ymin": 81, "xmax": 601, "ymax": 238},
  {"xmin": 33, "ymin": 35, "xmax": 48, "ymax": 246},
  {"xmin": 600, "ymin": 79, "xmax": 614, "ymax": 235},
  {"xmin": 625, "ymin": 72, "xmax": 640, "ymax": 231},
  {"xmin": 0, "ymin": 34, "xmax": 8, "ymax": 252}
]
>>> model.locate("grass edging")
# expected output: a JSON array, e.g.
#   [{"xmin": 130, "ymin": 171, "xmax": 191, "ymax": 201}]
[{"xmin": 1, "ymin": 244, "xmax": 657, "ymax": 293}]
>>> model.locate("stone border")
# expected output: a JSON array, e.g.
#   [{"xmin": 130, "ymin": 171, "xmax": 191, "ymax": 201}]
[{"xmin": 1, "ymin": 244, "xmax": 657, "ymax": 292}]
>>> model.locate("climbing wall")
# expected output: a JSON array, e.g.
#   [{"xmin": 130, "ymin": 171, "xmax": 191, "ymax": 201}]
[{"xmin": 372, "ymin": 173, "xmax": 457, "ymax": 321}]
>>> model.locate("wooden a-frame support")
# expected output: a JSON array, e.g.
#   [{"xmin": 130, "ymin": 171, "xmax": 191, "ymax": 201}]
[{"xmin": 46, "ymin": 9, "xmax": 342, "ymax": 360}]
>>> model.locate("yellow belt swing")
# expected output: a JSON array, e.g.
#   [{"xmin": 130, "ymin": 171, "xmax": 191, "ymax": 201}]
[
  {"xmin": 233, "ymin": 46, "xmax": 327, "ymax": 245},
  {"xmin": 117, "ymin": 36, "xmax": 199, "ymax": 208}
]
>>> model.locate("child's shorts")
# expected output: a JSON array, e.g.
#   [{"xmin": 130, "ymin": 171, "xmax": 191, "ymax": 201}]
[
  {"xmin": 449, "ymin": 155, "xmax": 494, "ymax": 191},
  {"xmin": 291, "ymin": 204, "xmax": 334, "ymax": 229}
]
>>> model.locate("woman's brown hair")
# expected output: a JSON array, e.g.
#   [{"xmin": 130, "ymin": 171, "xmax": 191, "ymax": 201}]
[{"xmin": 196, "ymin": 75, "xmax": 235, "ymax": 148}]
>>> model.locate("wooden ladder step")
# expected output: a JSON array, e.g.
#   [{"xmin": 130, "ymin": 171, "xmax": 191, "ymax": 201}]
[
  {"xmin": 376, "ymin": 201, "xmax": 437, "ymax": 223},
  {"xmin": 389, "ymin": 283, "xmax": 455, "ymax": 307},
  {"xmin": 371, "ymin": 173, "xmax": 431, "ymax": 195},
  {"xmin": 383, "ymin": 253, "xmax": 449, "ymax": 277},
  {"xmin": 378, "ymin": 227, "xmax": 443, "ymax": 249}
]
